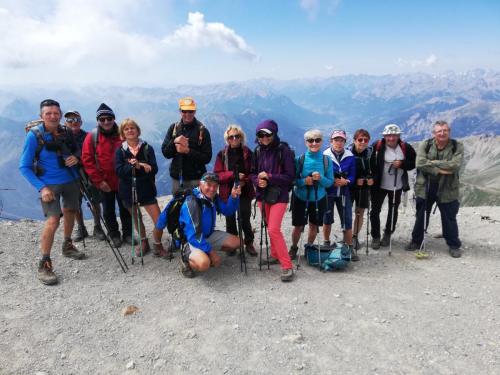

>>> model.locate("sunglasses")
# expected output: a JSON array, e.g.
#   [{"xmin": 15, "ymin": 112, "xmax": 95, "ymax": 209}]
[
  {"xmin": 228, "ymin": 134, "xmax": 241, "ymax": 140},
  {"xmin": 98, "ymin": 117, "xmax": 114, "ymax": 123},
  {"xmin": 306, "ymin": 138, "xmax": 322, "ymax": 144},
  {"xmin": 356, "ymin": 137, "xmax": 369, "ymax": 143},
  {"xmin": 65, "ymin": 118, "xmax": 81, "ymax": 124},
  {"xmin": 181, "ymin": 110, "xmax": 195, "ymax": 114},
  {"xmin": 257, "ymin": 132, "xmax": 273, "ymax": 138}
]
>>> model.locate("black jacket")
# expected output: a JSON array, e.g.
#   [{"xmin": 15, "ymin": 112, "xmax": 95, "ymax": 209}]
[
  {"xmin": 370, "ymin": 139, "xmax": 416, "ymax": 191},
  {"xmin": 161, "ymin": 118, "xmax": 212, "ymax": 180}
]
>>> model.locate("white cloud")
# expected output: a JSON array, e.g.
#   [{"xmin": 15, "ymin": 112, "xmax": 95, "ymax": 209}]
[
  {"xmin": 300, "ymin": 0, "xmax": 341, "ymax": 20},
  {"xmin": 325, "ymin": 65, "xmax": 335, "ymax": 71},
  {"xmin": 397, "ymin": 54, "xmax": 438, "ymax": 68},
  {"xmin": 163, "ymin": 12, "xmax": 257, "ymax": 61}
]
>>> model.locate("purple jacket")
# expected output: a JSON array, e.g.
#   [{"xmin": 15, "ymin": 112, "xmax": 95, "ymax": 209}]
[{"xmin": 250, "ymin": 136, "xmax": 295, "ymax": 203}]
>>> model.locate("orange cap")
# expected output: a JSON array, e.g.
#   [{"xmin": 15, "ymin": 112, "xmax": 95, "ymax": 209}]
[{"xmin": 179, "ymin": 97, "xmax": 196, "ymax": 111}]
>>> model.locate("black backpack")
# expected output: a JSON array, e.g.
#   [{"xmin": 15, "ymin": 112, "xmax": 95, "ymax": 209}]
[{"xmin": 164, "ymin": 189, "xmax": 203, "ymax": 247}]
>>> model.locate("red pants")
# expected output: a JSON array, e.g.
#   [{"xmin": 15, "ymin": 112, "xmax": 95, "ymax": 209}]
[{"xmin": 258, "ymin": 201, "xmax": 292, "ymax": 270}]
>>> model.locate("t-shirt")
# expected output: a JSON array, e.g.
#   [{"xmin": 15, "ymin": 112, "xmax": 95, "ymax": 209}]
[{"xmin": 380, "ymin": 145, "xmax": 404, "ymax": 191}]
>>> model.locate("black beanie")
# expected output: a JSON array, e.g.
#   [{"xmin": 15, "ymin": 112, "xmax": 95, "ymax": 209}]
[{"xmin": 96, "ymin": 103, "xmax": 115, "ymax": 119}]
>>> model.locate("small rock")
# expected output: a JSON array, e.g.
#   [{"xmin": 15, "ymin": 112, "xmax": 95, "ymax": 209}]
[
  {"xmin": 185, "ymin": 331, "xmax": 197, "ymax": 339},
  {"xmin": 153, "ymin": 359, "xmax": 166, "ymax": 369},
  {"xmin": 295, "ymin": 363, "xmax": 305, "ymax": 370},
  {"xmin": 283, "ymin": 332, "xmax": 304, "ymax": 343},
  {"xmin": 424, "ymin": 290, "xmax": 431, "ymax": 295},
  {"xmin": 333, "ymin": 294, "xmax": 341, "ymax": 298},
  {"xmin": 72, "ymin": 269, "xmax": 79, "ymax": 274},
  {"xmin": 452, "ymin": 292, "xmax": 460, "ymax": 299},
  {"xmin": 345, "ymin": 303, "xmax": 354, "ymax": 308},
  {"xmin": 126, "ymin": 361, "xmax": 135, "ymax": 370},
  {"xmin": 233, "ymin": 324, "xmax": 239, "ymax": 330},
  {"xmin": 122, "ymin": 305, "xmax": 139, "ymax": 316},
  {"xmin": 61, "ymin": 353, "xmax": 66, "ymax": 359}
]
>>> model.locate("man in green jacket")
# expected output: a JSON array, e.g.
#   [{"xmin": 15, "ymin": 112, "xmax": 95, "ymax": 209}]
[{"xmin": 406, "ymin": 121, "xmax": 464, "ymax": 257}]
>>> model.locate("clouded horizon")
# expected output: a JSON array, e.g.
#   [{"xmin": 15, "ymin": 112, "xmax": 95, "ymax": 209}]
[{"xmin": 1, "ymin": 0, "xmax": 499, "ymax": 87}]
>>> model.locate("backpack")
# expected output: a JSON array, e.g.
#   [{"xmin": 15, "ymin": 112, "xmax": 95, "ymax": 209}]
[
  {"xmin": 304, "ymin": 242, "xmax": 351, "ymax": 270},
  {"xmin": 424, "ymin": 138, "xmax": 457, "ymax": 155},
  {"xmin": 171, "ymin": 120, "xmax": 205, "ymax": 145},
  {"xmin": 297, "ymin": 153, "xmax": 329, "ymax": 178},
  {"xmin": 374, "ymin": 139, "xmax": 407, "ymax": 156}
]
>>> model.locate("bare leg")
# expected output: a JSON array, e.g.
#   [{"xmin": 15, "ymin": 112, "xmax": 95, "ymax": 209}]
[
  {"xmin": 353, "ymin": 208, "xmax": 365, "ymax": 236},
  {"xmin": 40, "ymin": 215, "xmax": 60, "ymax": 256},
  {"xmin": 62, "ymin": 208, "xmax": 76, "ymax": 238},
  {"xmin": 344, "ymin": 229, "xmax": 353, "ymax": 246},
  {"xmin": 189, "ymin": 249, "xmax": 211, "ymax": 272},
  {"xmin": 291, "ymin": 225, "xmax": 304, "ymax": 247},
  {"xmin": 307, "ymin": 223, "xmax": 318, "ymax": 244},
  {"xmin": 323, "ymin": 224, "xmax": 332, "ymax": 243}
]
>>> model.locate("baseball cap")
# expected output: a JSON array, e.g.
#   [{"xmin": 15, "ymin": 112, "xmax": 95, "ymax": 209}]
[
  {"xmin": 201, "ymin": 172, "xmax": 219, "ymax": 184},
  {"xmin": 179, "ymin": 97, "xmax": 196, "ymax": 111},
  {"xmin": 330, "ymin": 130, "xmax": 347, "ymax": 140},
  {"xmin": 64, "ymin": 110, "xmax": 81, "ymax": 119}
]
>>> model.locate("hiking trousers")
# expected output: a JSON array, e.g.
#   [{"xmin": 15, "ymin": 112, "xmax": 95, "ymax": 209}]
[
  {"xmin": 102, "ymin": 191, "xmax": 132, "ymax": 237},
  {"xmin": 258, "ymin": 201, "xmax": 292, "ymax": 270},
  {"xmin": 411, "ymin": 182, "xmax": 461, "ymax": 249},
  {"xmin": 370, "ymin": 187, "xmax": 402, "ymax": 239},
  {"xmin": 226, "ymin": 196, "xmax": 254, "ymax": 243}
]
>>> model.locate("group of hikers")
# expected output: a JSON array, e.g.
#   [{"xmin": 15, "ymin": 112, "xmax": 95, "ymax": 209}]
[{"xmin": 19, "ymin": 97, "xmax": 464, "ymax": 286}]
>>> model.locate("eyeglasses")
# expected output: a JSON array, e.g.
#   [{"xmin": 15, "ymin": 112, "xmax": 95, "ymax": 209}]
[
  {"xmin": 181, "ymin": 110, "xmax": 195, "ymax": 114},
  {"xmin": 356, "ymin": 137, "xmax": 369, "ymax": 143},
  {"xmin": 65, "ymin": 118, "xmax": 81, "ymax": 124},
  {"xmin": 306, "ymin": 138, "xmax": 322, "ymax": 144},
  {"xmin": 98, "ymin": 117, "xmax": 114, "ymax": 123},
  {"xmin": 228, "ymin": 134, "xmax": 241, "ymax": 140},
  {"xmin": 257, "ymin": 132, "xmax": 273, "ymax": 138}
]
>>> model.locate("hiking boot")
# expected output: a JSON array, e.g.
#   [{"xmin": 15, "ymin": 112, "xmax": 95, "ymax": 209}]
[
  {"xmin": 93, "ymin": 225, "xmax": 106, "ymax": 241},
  {"xmin": 245, "ymin": 241, "xmax": 257, "ymax": 257},
  {"xmin": 350, "ymin": 245, "xmax": 360, "ymax": 262},
  {"xmin": 259, "ymin": 256, "xmax": 279, "ymax": 266},
  {"xmin": 180, "ymin": 258, "xmax": 195, "ymax": 278},
  {"xmin": 449, "ymin": 247, "xmax": 462, "ymax": 258},
  {"xmin": 62, "ymin": 239, "xmax": 86, "ymax": 260},
  {"xmin": 405, "ymin": 241, "xmax": 420, "ymax": 252},
  {"xmin": 110, "ymin": 233, "xmax": 122, "ymax": 248},
  {"xmin": 352, "ymin": 236, "xmax": 360, "ymax": 250},
  {"xmin": 280, "ymin": 268, "xmax": 294, "ymax": 282},
  {"xmin": 123, "ymin": 234, "xmax": 139, "ymax": 246},
  {"xmin": 73, "ymin": 225, "xmax": 89, "ymax": 242},
  {"xmin": 153, "ymin": 242, "xmax": 173, "ymax": 260},
  {"xmin": 380, "ymin": 233, "xmax": 391, "ymax": 247},
  {"xmin": 288, "ymin": 245, "xmax": 299, "ymax": 260},
  {"xmin": 371, "ymin": 237, "xmax": 381, "ymax": 249},
  {"xmin": 38, "ymin": 259, "xmax": 58, "ymax": 285}
]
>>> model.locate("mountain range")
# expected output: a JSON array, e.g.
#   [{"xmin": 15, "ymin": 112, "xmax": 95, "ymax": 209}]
[{"xmin": 0, "ymin": 70, "xmax": 499, "ymax": 219}]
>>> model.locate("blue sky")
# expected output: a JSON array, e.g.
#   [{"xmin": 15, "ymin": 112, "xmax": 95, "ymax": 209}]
[{"xmin": 0, "ymin": 0, "xmax": 498, "ymax": 86}]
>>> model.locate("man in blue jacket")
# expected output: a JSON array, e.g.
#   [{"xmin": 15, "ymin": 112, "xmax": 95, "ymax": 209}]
[
  {"xmin": 179, "ymin": 172, "xmax": 241, "ymax": 278},
  {"xmin": 323, "ymin": 130, "xmax": 356, "ymax": 253},
  {"xmin": 19, "ymin": 99, "xmax": 86, "ymax": 286}
]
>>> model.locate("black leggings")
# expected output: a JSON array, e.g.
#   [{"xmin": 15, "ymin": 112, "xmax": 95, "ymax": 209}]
[{"xmin": 225, "ymin": 196, "xmax": 254, "ymax": 243}]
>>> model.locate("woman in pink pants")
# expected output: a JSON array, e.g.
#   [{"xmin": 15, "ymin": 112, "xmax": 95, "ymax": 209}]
[{"xmin": 250, "ymin": 120, "xmax": 296, "ymax": 282}]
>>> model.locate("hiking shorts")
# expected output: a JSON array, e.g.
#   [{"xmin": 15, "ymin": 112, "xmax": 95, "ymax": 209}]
[
  {"xmin": 350, "ymin": 187, "xmax": 370, "ymax": 209},
  {"xmin": 121, "ymin": 197, "xmax": 158, "ymax": 209},
  {"xmin": 41, "ymin": 181, "xmax": 80, "ymax": 217},
  {"xmin": 291, "ymin": 195, "xmax": 327, "ymax": 227},
  {"xmin": 185, "ymin": 230, "xmax": 230, "ymax": 257},
  {"xmin": 323, "ymin": 195, "xmax": 353, "ymax": 229}
]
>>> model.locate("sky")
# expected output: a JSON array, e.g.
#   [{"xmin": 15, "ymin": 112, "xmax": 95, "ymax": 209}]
[{"xmin": 0, "ymin": 0, "xmax": 499, "ymax": 87}]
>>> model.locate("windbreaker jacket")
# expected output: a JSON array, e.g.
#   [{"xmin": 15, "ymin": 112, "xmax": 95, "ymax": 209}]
[
  {"xmin": 369, "ymin": 139, "xmax": 416, "ymax": 192},
  {"xmin": 414, "ymin": 139, "xmax": 464, "ymax": 203},
  {"xmin": 81, "ymin": 125, "xmax": 121, "ymax": 191},
  {"xmin": 115, "ymin": 140, "xmax": 158, "ymax": 205},
  {"xmin": 180, "ymin": 187, "xmax": 239, "ymax": 253},
  {"xmin": 213, "ymin": 145, "xmax": 255, "ymax": 201},
  {"xmin": 293, "ymin": 150, "xmax": 334, "ymax": 202},
  {"xmin": 161, "ymin": 118, "xmax": 212, "ymax": 181},
  {"xmin": 250, "ymin": 137, "xmax": 295, "ymax": 203},
  {"xmin": 323, "ymin": 147, "xmax": 356, "ymax": 197}
]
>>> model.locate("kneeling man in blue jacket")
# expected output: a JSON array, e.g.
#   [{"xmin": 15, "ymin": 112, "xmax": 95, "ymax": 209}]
[{"xmin": 180, "ymin": 172, "xmax": 241, "ymax": 277}]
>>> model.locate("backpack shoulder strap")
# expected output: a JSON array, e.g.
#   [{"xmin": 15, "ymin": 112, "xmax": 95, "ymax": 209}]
[
  {"xmin": 172, "ymin": 121, "xmax": 182, "ymax": 139},
  {"xmin": 322, "ymin": 154, "xmax": 329, "ymax": 175},
  {"xmin": 451, "ymin": 139, "xmax": 457, "ymax": 154},
  {"xmin": 30, "ymin": 125, "xmax": 45, "ymax": 161},
  {"xmin": 424, "ymin": 138, "xmax": 433, "ymax": 154},
  {"xmin": 197, "ymin": 121, "xmax": 205, "ymax": 145},
  {"xmin": 223, "ymin": 147, "xmax": 229, "ymax": 171},
  {"xmin": 297, "ymin": 154, "xmax": 306, "ymax": 177}
]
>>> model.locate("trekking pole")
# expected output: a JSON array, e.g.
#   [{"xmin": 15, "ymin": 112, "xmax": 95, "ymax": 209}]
[
  {"xmin": 416, "ymin": 179, "xmax": 431, "ymax": 259},
  {"xmin": 297, "ymin": 185, "xmax": 311, "ymax": 270},
  {"xmin": 78, "ymin": 170, "xmax": 128, "ymax": 272},
  {"xmin": 258, "ymin": 198, "xmax": 270, "ymax": 271},
  {"xmin": 313, "ymin": 181, "xmax": 322, "ymax": 271},
  {"xmin": 131, "ymin": 167, "xmax": 144, "ymax": 266},
  {"xmin": 234, "ymin": 168, "xmax": 246, "ymax": 274},
  {"xmin": 365, "ymin": 183, "xmax": 370, "ymax": 256},
  {"xmin": 388, "ymin": 166, "xmax": 398, "ymax": 256}
]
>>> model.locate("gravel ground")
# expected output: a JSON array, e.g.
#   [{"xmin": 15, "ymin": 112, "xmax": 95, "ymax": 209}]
[{"xmin": 1, "ymin": 202, "xmax": 499, "ymax": 375}]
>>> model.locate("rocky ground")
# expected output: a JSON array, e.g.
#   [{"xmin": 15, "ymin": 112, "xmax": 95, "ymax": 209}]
[{"xmin": 0, "ymin": 202, "xmax": 499, "ymax": 375}]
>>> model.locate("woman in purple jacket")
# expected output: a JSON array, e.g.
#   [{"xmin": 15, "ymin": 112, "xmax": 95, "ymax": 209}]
[{"xmin": 250, "ymin": 120, "xmax": 296, "ymax": 282}]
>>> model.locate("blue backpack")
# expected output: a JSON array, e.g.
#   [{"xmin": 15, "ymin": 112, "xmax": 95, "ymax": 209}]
[{"xmin": 305, "ymin": 242, "xmax": 351, "ymax": 271}]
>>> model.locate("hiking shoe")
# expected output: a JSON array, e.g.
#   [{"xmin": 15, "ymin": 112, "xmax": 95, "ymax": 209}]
[
  {"xmin": 153, "ymin": 242, "xmax": 173, "ymax": 260},
  {"xmin": 380, "ymin": 233, "xmax": 391, "ymax": 247},
  {"xmin": 62, "ymin": 239, "xmax": 86, "ymax": 260},
  {"xmin": 180, "ymin": 259, "xmax": 195, "ymax": 278},
  {"xmin": 245, "ymin": 242, "xmax": 257, "ymax": 257},
  {"xmin": 38, "ymin": 260, "xmax": 58, "ymax": 285},
  {"xmin": 352, "ymin": 236, "xmax": 360, "ymax": 250},
  {"xmin": 405, "ymin": 241, "xmax": 420, "ymax": 252},
  {"xmin": 449, "ymin": 247, "xmax": 462, "ymax": 258},
  {"xmin": 371, "ymin": 237, "xmax": 381, "ymax": 249},
  {"xmin": 73, "ymin": 225, "xmax": 89, "ymax": 242},
  {"xmin": 93, "ymin": 225, "xmax": 106, "ymax": 241},
  {"xmin": 259, "ymin": 256, "xmax": 279, "ymax": 266},
  {"xmin": 110, "ymin": 234, "xmax": 122, "ymax": 248},
  {"xmin": 280, "ymin": 268, "xmax": 294, "ymax": 282},
  {"xmin": 350, "ymin": 245, "xmax": 360, "ymax": 262},
  {"xmin": 123, "ymin": 234, "xmax": 139, "ymax": 246},
  {"xmin": 288, "ymin": 245, "xmax": 299, "ymax": 260}
]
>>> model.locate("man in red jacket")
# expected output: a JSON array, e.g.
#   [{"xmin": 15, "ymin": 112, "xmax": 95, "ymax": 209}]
[{"xmin": 81, "ymin": 103, "xmax": 134, "ymax": 247}]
